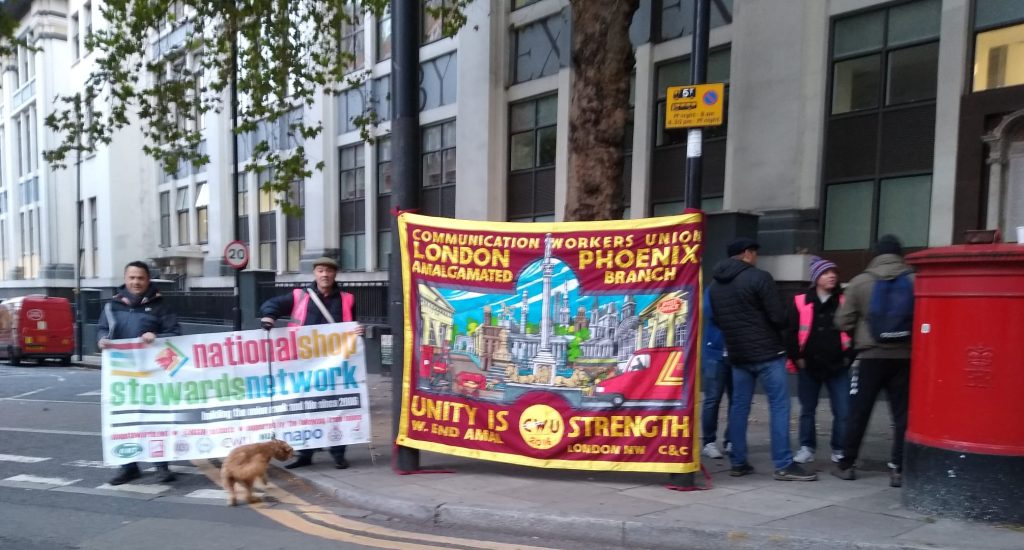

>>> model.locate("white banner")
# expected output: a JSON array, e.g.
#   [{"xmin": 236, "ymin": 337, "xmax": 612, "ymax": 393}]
[{"xmin": 101, "ymin": 323, "xmax": 370, "ymax": 465}]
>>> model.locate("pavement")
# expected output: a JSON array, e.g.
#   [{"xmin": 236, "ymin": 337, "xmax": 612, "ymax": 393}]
[{"xmin": 77, "ymin": 356, "xmax": 1023, "ymax": 549}]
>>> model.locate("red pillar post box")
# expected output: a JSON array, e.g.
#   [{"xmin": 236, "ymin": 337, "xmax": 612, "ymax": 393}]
[{"xmin": 904, "ymin": 244, "xmax": 1024, "ymax": 523}]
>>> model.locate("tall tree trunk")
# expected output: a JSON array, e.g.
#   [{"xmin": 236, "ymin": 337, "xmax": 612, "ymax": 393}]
[{"xmin": 565, "ymin": 0, "xmax": 639, "ymax": 222}]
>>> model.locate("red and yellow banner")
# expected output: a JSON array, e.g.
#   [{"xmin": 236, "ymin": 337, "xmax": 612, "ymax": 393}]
[{"xmin": 396, "ymin": 213, "xmax": 703, "ymax": 473}]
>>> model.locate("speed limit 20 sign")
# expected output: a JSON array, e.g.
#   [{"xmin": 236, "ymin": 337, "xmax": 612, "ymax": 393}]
[{"xmin": 223, "ymin": 240, "xmax": 249, "ymax": 270}]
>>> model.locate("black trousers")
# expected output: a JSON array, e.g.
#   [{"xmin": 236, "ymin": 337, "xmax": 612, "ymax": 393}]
[
  {"xmin": 297, "ymin": 445, "xmax": 346, "ymax": 462},
  {"xmin": 839, "ymin": 357, "xmax": 910, "ymax": 472}
]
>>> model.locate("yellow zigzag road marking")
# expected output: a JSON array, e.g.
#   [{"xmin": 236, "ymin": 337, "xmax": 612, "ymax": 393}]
[{"xmin": 192, "ymin": 459, "xmax": 556, "ymax": 550}]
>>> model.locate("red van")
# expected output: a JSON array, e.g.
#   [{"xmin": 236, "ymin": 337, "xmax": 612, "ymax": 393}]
[{"xmin": 0, "ymin": 295, "xmax": 74, "ymax": 365}]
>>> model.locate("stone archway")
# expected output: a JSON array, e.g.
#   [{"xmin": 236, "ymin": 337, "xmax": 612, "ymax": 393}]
[{"xmin": 982, "ymin": 110, "xmax": 1024, "ymax": 241}]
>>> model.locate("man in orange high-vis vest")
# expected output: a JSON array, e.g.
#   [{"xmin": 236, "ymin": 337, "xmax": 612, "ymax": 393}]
[
  {"xmin": 259, "ymin": 256, "xmax": 364, "ymax": 469},
  {"xmin": 785, "ymin": 256, "xmax": 853, "ymax": 467}
]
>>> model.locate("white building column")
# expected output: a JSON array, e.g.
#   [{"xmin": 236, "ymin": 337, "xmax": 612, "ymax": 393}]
[{"xmin": 928, "ymin": 0, "xmax": 970, "ymax": 246}]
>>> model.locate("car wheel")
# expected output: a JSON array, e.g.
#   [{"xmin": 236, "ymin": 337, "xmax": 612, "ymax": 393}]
[
  {"xmin": 9, "ymin": 347, "xmax": 21, "ymax": 366},
  {"xmin": 610, "ymin": 394, "xmax": 625, "ymax": 407},
  {"xmin": 60, "ymin": 355, "xmax": 72, "ymax": 366}
]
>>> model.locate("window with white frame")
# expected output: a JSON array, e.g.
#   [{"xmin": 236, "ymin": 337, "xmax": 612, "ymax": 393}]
[
  {"xmin": 195, "ymin": 183, "xmax": 208, "ymax": 244},
  {"xmin": 339, "ymin": 144, "xmax": 365, "ymax": 271},
  {"xmin": 377, "ymin": 5, "xmax": 392, "ymax": 62},
  {"xmin": 159, "ymin": 191, "xmax": 171, "ymax": 247},
  {"xmin": 71, "ymin": 13, "xmax": 80, "ymax": 61},
  {"xmin": 341, "ymin": 6, "xmax": 365, "ymax": 73},
  {"xmin": 376, "ymin": 137, "xmax": 392, "ymax": 270},
  {"xmin": 89, "ymin": 197, "xmax": 97, "ymax": 277},
  {"xmin": 258, "ymin": 170, "xmax": 277, "ymax": 270},
  {"xmin": 176, "ymin": 187, "xmax": 190, "ymax": 244},
  {"xmin": 286, "ymin": 181, "xmax": 305, "ymax": 273}
]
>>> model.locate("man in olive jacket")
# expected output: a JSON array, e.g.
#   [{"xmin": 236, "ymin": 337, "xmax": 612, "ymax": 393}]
[{"xmin": 832, "ymin": 234, "xmax": 914, "ymax": 487}]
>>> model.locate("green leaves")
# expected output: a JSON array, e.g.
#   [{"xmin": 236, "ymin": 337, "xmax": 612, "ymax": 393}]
[{"xmin": 35, "ymin": 0, "xmax": 444, "ymax": 213}]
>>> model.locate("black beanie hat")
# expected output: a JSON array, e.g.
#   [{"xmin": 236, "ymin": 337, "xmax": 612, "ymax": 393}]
[{"xmin": 874, "ymin": 234, "xmax": 903, "ymax": 257}]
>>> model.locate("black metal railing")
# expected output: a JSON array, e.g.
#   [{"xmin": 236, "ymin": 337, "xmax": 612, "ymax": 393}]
[
  {"xmin": 256, "ymin": 281, "xmax": 389, "ymax": 325},
  {"xmin": 85, "ymin": 290, "xmax": 236, "ymax": 325}
]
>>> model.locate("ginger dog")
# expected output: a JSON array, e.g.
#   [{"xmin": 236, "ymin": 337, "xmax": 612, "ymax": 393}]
[{"xmin": 221, "ymin": 439, "xmax": 294, "ymax": 506}]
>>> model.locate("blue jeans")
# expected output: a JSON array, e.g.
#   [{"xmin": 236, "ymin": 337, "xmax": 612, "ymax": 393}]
[
  {"xmin": 701, "ymin": 355, "xmax": 733, "ymax": 446},
  {"xmin": 797, "ymin": 368, "xmax": 850, "ymax": 452},
  {"xmin": 728, "ymin": 357, "xmax": 793, "ymax": 470}
]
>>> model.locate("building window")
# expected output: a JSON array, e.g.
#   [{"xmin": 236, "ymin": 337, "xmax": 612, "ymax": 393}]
[
  {"xmin": 421, "ymin": 120, "xmax": 456, "ymax": 217},
  {"xmin": 377, "ymin": 137, "xmax": 392, "ymax": 270},
  {"xmin": 422, "ymin": 0, "xmax": 451, "ymax": 45},
  {"xmin": 822, "ymin": 0, "xmax": 939, "ymax": 251},
  {"xmin": 89, "ymin": 197, "xmax": 98, "ymax": 277},
  {"xmin": 341, "ymin": 6, "xmax": 365, "ymax": 73},
  {"xmin": 238, "ymin": 175, "xmax": 249, "ymax": 245},
  {"xmin": 337, "ymin": 85, "xmax": 366, "ymax": 134},
  {"xmin": 71, "ymin": 13, "xmax": 80, "ymax": 61},
  {"xmin": 651, "ymin": 48, "xmax": 731, "ymax": 215},
  {"xmin": 258, "ymin": 170, "xmax": 277, "ymax": 271},
  {"xmin": 339, "ymin": 144, "xmax": 365, "ymax": 271},
  {"xmin": 656, "ymin": 0, "xmax": 733, "ymax": 43},
  {"xmin": 512, "ymin": 10, "xmax": 570, "ymax": 84},
  {"xmin": 16, "ymin": 42, "xmax": 34, "ymax": 88},
  {"xmin": 508, "ymin": 95, "xmax": 557, "ymax": 222},
  {"xmin": 159, "ymin": 191, "xmax": 171, "ymax": 247},
  {"xmin": 286, "ymin": 181, "xmax": 305, "ymax": 273},
  {"xmin": 972, "ymin": 1, "xmax": 1024, "ymax": 92},
  {"xmin": 420, "ymin": 53, "xmax": 457, "ymax": 111},
  {"xmin": 514, "ymin": 0, "xmax": 542, "ymax": 9},
  {"xmin": 377, "ymin": 5, "xmax": 392, "ymax": 62},
  {"xmin": 84, "ymin": 2, "xmax": 93, "ymax": 51},
  {"xmin": 78, "ymin": 201, "xmax": 85, "ymax": 277},
  {"xmin": 176, "ymin": 187, "xmax": 190, "ymax": 244},
  {"xmin": 195, "ymin": 183, "xmax": 209, "ymax": 244}
]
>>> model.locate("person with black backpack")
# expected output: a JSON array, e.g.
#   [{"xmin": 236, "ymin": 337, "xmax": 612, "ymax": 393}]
[{"xmin": 832, "ymin": 235, "xmax": 915, "ymax": 487}]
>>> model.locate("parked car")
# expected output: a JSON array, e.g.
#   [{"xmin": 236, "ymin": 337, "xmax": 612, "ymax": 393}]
[{"xmin": 0, "ymin": 295, "xmax": 74, "ymax": 365}]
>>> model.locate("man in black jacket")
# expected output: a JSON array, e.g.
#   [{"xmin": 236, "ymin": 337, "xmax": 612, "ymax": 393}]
[
  {"xmin": 709, "ymin": 238, "xmax": 816, "ymax": 481},
  {"xmin": 98, "ymin": 261, "xmax": 182, "ymax": 485}
]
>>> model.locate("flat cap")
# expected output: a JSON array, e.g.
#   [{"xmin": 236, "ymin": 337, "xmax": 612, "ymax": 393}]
[
  {"xmin": 726, "ymin": 237, "xmax": 760, "ymax": 258},
  {"xmin": 311, "ymin": 256, "xmax": 339, "ymax": 269}
]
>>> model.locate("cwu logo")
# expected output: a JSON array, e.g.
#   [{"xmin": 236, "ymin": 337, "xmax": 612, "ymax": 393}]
[
  {"xmin": 154, "ymin": 343, "xmax": 190, "ymax": 377},
  {"xmin": 112, "ymin": 443, "xmax": 143, "ymax": 459}
]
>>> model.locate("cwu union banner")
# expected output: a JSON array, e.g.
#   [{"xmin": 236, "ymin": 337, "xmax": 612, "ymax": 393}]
[
  {"xmin": 101, "ymin": 324, "xmax": 370, "ymax": 465},
  {"xmin": 396, "ymin": 213, "xmax": 704, "ymax": 473}
]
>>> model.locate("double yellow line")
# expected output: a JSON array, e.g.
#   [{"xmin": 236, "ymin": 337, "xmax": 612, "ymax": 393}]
[{"xmin": 193, "ymin": 460, "xmax": 554, "ymax": 550}]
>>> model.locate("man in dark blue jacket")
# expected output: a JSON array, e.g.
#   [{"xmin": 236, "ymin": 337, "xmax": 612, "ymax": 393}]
[
  {"xmin": 98, "ymin": 261, "xmax": 182, "ymax": 485},
  {"xmin": 709, "ymin": 238, "xmax": 816, "ymax": 481}
]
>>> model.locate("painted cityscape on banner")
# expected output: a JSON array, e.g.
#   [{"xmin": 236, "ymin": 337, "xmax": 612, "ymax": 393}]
[{"xmin": 397, "ymin": 213, "xmax": 705, "ymax": 473}]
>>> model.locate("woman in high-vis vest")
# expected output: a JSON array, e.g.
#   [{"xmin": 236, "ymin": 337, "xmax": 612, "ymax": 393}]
[
  {"xmin": 785, "ymin": 256, "xmax": 853, "ymax": 466},
  {"xmin": 258, "ymin": 256, "xmax": 363, "ymax": 469}
]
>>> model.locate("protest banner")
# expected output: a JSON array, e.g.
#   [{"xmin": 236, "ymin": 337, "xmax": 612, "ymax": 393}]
[
  {"xmin": 101, "ymin": 323, "xmax": 369, "ymax": 464},
  {"xmin": 395, "ymin": 213, "xmax": 704, "ymax": 473}
]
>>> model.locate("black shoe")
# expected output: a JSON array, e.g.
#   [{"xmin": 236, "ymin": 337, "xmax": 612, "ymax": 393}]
[
  {"xmin": 334, "ymin": 458, "xmax": 350, "ymax": 470},
  {"xmin": 730, "ymin": 463, "xmax": 754, "ymax": 477},
  {"xmin": 774, "ymin": 462, "xmax": 817, "ymax": 481},
  {"xmin": 831, "ymin": 465, "xmax": 856, "ymax": 480},
  {"xmin": 108, "ymin": 467, "xmax": 141, "ymax": 486},
  {"xmin": 285, "ymin": 456, "xmax": 313, "ymax": 469},
  {"xmin": 889, "ymin": 470, "xmax": 902, "ymax": 488},
  {"xmin": 155, "ymin": 465, "xmax": 176, "ymax": 483}
]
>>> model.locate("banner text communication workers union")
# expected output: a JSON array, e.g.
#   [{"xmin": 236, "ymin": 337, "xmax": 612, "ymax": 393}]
[
  {"xmin": 396, "ymin": 213, "xmax": 704, "ymax": 473},
  {"xmin": 101, "ymin": 324, "xmax": 369, "ymax": 465}
]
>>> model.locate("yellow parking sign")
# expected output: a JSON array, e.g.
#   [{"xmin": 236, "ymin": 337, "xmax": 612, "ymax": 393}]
[{"xmin": 665, "ymin": 83, "xmax": 724, "ymax": 129}]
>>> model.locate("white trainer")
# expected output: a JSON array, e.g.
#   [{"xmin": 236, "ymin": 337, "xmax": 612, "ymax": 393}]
[
  {"xmin": 702, "ymin": 442, "xmax": 724, "ymax": 459},
  {"xmin": 793, "ymin": 446, "xmax": 815, "ymax": 464}
]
